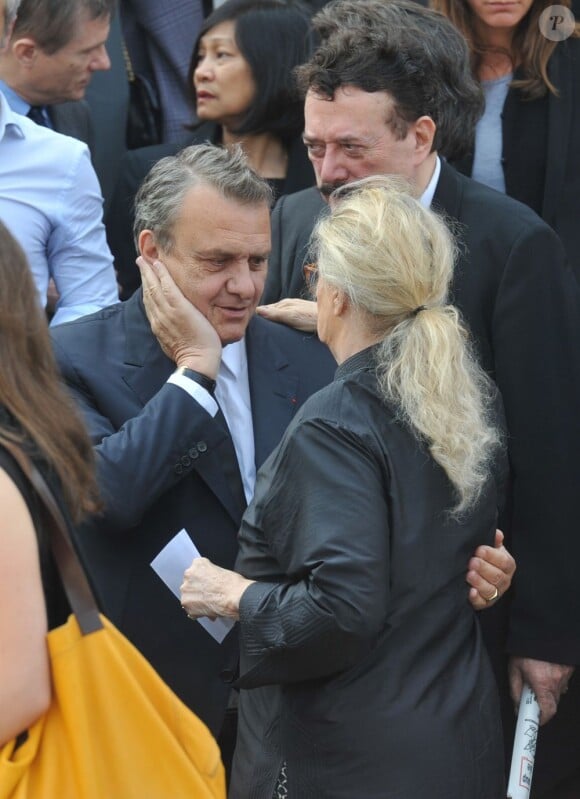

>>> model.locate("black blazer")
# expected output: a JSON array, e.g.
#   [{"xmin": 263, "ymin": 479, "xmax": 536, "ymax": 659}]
[
  {"xmin": 50, "ymin": 293, "xmax": 336, "ymax": 735},
  {"xmin": 262, "ymin": 163, "xmax": 580, "ymax": 667},
  {"xmin": 451, "ymin": 38, "xmax": 580, "ymax": 283},
  {"xmin": 106, "ymin": 124, "xmax": 315, "ymax": 298},
  {"xmin": 49, "ymin": 99, "xmax": 95, "ymax": 155},
  {"xmin": 231, "ymin": 347, "xmax": 505, "ymax": 798}
]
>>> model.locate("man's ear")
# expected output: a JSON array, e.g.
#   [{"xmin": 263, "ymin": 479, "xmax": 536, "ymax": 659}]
[
  {"xmin": 11, "ymin": 37, "xmax": 41, "ymax": 67},
  {"xmin": 138, "ymin": 230, "xmax": 160, "ymax": 263},
  {"xmin": 414, "ymin": 115, "xmax": 436, "ymax": 162}
]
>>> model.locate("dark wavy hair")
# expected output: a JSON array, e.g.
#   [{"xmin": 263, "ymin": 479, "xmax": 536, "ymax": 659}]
[
  {"xmin": 432, "ymin": 0, "xmax": 580, "ymax": 98},
  {"xmin": 297, "ymin": 0, "xmax": 484, "ymax": 160},
  {"xmin": 188, "ymin": 0, "xmax": 314, "ymax": 143},
  {"xmin": 0, "ymin": 222, "xmax": 99, "ymax": 522}
]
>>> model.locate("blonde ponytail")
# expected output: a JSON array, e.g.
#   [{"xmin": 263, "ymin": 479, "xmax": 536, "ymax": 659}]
[
  {"xmin": 314, "ymin": 177, "xmax": 501, "ymax": 514},
  {"xmin": 376, "ymin": 304, "xmax": 500, "ymax": 514}
]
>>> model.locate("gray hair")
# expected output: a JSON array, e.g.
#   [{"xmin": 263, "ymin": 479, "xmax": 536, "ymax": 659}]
[
  {"xmin": 12, "ymin": 0, "xmax": 114, "ymax": 53},
  {"xmin": 133, "ymin": 143, "xmax": 273, "ymax": 253}
]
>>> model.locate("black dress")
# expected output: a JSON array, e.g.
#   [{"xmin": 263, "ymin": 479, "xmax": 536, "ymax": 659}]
[
  {"xmin": 230, "ymin": 346, "xmax": 505, "ymax": 799},
  {"xmin": 0, "ymin": 414, "xmax": 69, "ymax": 630}
]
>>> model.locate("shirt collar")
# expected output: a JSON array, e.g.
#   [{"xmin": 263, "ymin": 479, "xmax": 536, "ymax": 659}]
[
  {"xmin": 0, "ymin": 89, "xmax": 25, "ymax": 143},
  {"xmin": 220, "ymin": 337, "xmax": 246, "ymax": 379},
  {"xmin": 0, "ymin": 80, "xmax": 31, "ymax": 116},
  {"xmin": 419, "ymin": 156, "xmax": 441, "ymax": 209}
]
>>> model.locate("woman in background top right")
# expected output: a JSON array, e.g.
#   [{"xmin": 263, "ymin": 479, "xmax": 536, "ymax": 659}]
[{"xmin": 432, "ymin": 0, "xmax": 580, "ymax": 284}]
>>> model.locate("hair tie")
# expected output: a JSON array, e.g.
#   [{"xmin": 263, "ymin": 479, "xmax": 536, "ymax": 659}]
[{"xmin": 411, "ymin": 305, "xmax": 427, "ymax": 317}]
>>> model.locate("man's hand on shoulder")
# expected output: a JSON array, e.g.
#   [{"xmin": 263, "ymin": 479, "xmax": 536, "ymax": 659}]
[
  {"xmin": 138, "ymin": 256, "xmax": 221, "ymax": 377},
  {"xmin": 509, "ymin": 657, "xmax": 574, "ymax": 725},
  {"xmin": 257, "ymin": 298, "xmax": 318, "ymax": 332},
  {"xmin": 467, "ymin": 529, "xmax": 516, "ymax": 610}
]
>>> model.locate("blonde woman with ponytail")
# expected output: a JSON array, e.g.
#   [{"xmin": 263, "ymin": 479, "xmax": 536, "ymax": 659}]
[
  {"xmin": 181, "ymin": 179, "xmax": 507, "ymax": 798},
  {"xmin": 318, "ymin": 176, "xmax": 501, "ymax": 517}
]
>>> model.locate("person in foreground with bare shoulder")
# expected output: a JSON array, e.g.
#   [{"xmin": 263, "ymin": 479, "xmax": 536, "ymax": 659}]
[
  {"xmin": 182, "ymin": 178, "xmax": 507, "ymax": 798},
  {"xmin": 0, "ymin": 220, "xmax": 99, "ymax": 746}
]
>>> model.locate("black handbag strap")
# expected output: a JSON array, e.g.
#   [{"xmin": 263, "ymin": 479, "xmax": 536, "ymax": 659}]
[{"xmin": 3, "ymin": 440, "xmax": 103, "ymax": 635}]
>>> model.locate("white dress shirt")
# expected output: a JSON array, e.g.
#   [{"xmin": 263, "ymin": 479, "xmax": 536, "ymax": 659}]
[
  {"xmin": 168, "ymin": 339, "xmax": 256, "ymax": 504},
  {"xmin": 420, "ymin": 155, "xmax": 441, "ymax": 209},
  {"xmin": 0, "ymin": 90, "xmax": 118, "ymax": 325}
]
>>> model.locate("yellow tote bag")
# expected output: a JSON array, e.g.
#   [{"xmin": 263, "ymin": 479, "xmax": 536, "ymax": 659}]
[{"xmin": 0, "ymin": 444, "xmax": 226, "ymax": 799}]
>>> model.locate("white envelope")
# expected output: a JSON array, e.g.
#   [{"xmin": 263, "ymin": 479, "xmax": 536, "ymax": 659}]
[{"xmin": 150, "ymin": 528, "xmax": 235, "ymax": 644}]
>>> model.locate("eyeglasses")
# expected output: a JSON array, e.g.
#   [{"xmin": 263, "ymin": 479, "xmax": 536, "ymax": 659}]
[{"xmin": 303, "ymin": 263, "xmax": 318, "ymax": 293}]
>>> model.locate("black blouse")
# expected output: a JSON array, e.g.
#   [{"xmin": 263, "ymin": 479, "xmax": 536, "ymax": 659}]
[{"xmin": 0, "ymin": 414, "xmax": 70, "ymax": 630}]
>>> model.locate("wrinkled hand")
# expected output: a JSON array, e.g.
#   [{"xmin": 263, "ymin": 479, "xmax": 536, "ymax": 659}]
[
  {"xmin": 180, "ymin": 557, "xmax": 254, "ymax": 621},
  {"xmin": 257, "ymin": 298, "xmax": 318, "ymax": 332},
  {"xmin": 509, "ymin": 657, "xmax": 574, "ymax": 725},
  {"xmin": 137, "ymin": 256, "xmax": 221, "ymax": 376},
  {"xmin": 467, "ymin": 529, "xmax": 515, "ymax": 610}
]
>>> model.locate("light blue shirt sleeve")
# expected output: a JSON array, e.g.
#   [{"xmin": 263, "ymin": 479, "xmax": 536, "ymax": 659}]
[
  {"xmin": 0, "ymin": 91, "xmax": 118, "ymax": 326},
  {"xmin": 48, "ymin": 145, "xmax": 119, "ymax": 326}
]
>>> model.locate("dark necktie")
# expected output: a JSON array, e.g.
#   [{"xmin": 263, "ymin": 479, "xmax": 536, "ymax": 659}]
[{"xmin": 27, "ymin": 105, "xmax": 49, "ymax": 127}]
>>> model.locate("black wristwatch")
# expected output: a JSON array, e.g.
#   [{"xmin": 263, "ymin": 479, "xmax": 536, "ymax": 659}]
[{"xmin": 175, "ymin": 366, "xmax": 216, "ymax": 395}]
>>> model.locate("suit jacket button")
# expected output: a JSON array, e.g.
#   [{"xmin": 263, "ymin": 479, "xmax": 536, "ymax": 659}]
[
  {"xmin": 189, "ymin": 447, "xmax": 199, "ymax": 459},
  {"xmin": 197, "ymin": 441, "xmax": 207, "ymax": 453},
  {"xmin": 220, "ymin": 669, "xmax": 236, "ymax": 684},
  {"xmin": 181, "ymin": 455, "xmax": 191, "ymax": 468},
  {"xmin": 174, "ymin": 463, "xmax": 183, "ymax": 475}
]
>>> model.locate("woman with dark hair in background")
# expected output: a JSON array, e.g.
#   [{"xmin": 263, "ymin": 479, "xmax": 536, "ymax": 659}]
[
  {"xmin": 108, "ymin": 0, "xmax": 315, "ymax": 298},
  {"xmin": 433, "ymin": 0, "xmax": 580, "ymax": 283},
  {"xmin": 0, "ymin": 221, "xmax": 99, "ymax": 745},
  {"xmin": 190, "ymin": 0, "xmax": 313, "ymax": 195}
]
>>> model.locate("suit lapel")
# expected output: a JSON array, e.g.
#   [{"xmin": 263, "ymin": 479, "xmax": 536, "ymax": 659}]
[
  {"xmin": 119, "ymin": 291, "xmax": 245, "ymax": 522},
  {"xmin": 122, "ymin": 290, "xmax": 175, "ymax": 404},
  {"xmin": 432, "ymin": 160, "xmax": 462, "ymax": 221},
  {"xmin": 246, "ymin": 316, "xmax": 299, "ymax": 469}
]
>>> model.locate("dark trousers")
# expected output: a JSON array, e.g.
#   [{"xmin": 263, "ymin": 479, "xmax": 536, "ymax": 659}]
[{"xmin": 217, "ymin": 707, "xmax": 238, "ymax": 790}]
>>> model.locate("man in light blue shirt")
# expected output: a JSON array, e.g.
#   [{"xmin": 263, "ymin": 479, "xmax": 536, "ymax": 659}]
[
  {"xmin": 0, "ymin": 88, "xmax": 118, "ymax": 325},
  {"xmin": 0, "ymin": 0, "xmax": 113, "ymax": 150}
]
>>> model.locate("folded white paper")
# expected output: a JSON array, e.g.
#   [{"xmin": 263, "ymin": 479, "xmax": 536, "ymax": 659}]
[{"xmin": 150, "ymin": 528, "xmax": 235, "ymax": 644}]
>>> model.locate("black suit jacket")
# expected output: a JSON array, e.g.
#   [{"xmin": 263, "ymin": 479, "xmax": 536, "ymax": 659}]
[
  {"xmin": 48, "ymin": 99, "xmax": 95, "ymax": 155},
  {"xmin": 451, "ymin": 38, "xmax": 580, "ymax": 283},
  {"xmin": 263, "ymin": 163, "xmax": 580, "ymax": 666},
  {"xmin": 50, "ymin": 293, "xmax": 336, "ymax": 735}
]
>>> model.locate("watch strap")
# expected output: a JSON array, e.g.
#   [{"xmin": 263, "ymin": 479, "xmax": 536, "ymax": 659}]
[{"xmin": 175, "ymin": 367, "xmax": 216, "ymax": 395}]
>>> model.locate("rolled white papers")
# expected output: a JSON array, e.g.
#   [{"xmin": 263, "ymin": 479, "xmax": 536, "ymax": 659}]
[{"xmin": 507, "ymin": 684, "xmax": 540, "ymax": 799}]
